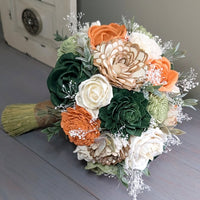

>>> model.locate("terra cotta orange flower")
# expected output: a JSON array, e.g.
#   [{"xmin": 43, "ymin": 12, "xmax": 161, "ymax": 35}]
[
  {"xmin": 147, "ymin": 57, "xmax": 179, "ymax": 92},
  {"xmin": 61, "ymin": 105, "xmax": 100, "ymax": 146},
  {"xmin": 88, "ymin": 23, "xmax": 127, "ymax": 49}
]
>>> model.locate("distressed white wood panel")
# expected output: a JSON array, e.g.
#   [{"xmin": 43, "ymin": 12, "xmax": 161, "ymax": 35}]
[{"xmin": 0, "ymin": 0, "xmax": 76, "ymax": 67}]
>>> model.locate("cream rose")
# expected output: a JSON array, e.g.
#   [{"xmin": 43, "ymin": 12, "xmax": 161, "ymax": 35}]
[
  {"xmin": 128, "ymin": 32, "xmax": 162, "ymax": 60},
  {"xmin": 125, "ymin": 128, "xmax": 167, "ymax": 171},
  {"xmin": 75, "ymin": 74, "xmax": 113, "ymax": 119}
]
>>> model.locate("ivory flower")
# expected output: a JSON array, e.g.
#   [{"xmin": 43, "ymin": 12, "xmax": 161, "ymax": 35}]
[
  {"xmin": 89, "ymin": 133, "xmax": 129, "ymax": 165},
  {"xmin": 73, "ymin": 146, "xmax": 94, "ymax": 162},
  {"xmin": 164, "ymin": 105, "xmax": 179, "ymax": 127},
  {"xmin": 129, "ymin": 32, "xmax": 162, "ymax": 59},
  {"xmin": 125, "ymin": 128, "xmax": 167, "ymax": 170},
  {"xmin": 75, "ymin": 74, "xmax": 113, "ymax": 119}
]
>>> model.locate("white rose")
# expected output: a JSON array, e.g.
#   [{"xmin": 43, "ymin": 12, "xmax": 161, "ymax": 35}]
[
  {"xmin": 125, "ymin": 128, "xmax": 167, "ymax": 171},
  {"xmin": 73, "ymin": 146, "xmax": 94, "ymax": 162},
  {"xmin": 129, "ymin": 32, "xmax": 162, "ymax": 60},
  {"xmin": 75, "ymin": 74, "xmax": 113, "ymax": 119}
]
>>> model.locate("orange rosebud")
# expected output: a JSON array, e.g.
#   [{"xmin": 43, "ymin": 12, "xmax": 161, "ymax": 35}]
[
  {"xmin": 147, "ymin": 57, "xmax": 179, "ymax": 92},
  {"xmin": 88, "ymin": 23, "xmax": 127, "ymax": 49},
  {"xmin": 61, "ymin": 105, "xmax": 100, "ymax": 146}
]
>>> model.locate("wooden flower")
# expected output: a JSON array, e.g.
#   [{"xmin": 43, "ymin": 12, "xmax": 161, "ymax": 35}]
[
  {"xmin": 61, "ymin": 105, "xmax": 101, "ymax": 146},
  {"xmin": 93, "ymin": 39, "xmax": 149, "ymax": 90}
]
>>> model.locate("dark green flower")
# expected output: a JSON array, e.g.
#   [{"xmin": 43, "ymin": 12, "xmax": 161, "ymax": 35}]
[
  {"xmin": 47, "ymin": 53, "xmax": 89, "ymax": 106},
  {"xmin": 99, "ymin": 88, "xmax": 151, "ymax": 137}
]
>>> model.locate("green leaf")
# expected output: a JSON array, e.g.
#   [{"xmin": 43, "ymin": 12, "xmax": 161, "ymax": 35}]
[
  {"xmin": 183, "ymin": 99, "xmax": 198, "ymax": 106},
  {"xmin": 85, "ymin": 162, "xmax": 118, "ymax": 176},
  {"xmin": 143, "ymin": 84, "xmax": 162, "ymax": 97},
  {"xmin": 162, "ymin": 42, "xmax": 186, "ymax": 63},
  {"xmin": 116, "ymin": 163, "xmax": 129, "ymax": 187},
  {"xmin": 85, "ymin": 162, "xmax": 129, "ymax": 188},
  {"xmin": 143, "ymin": 167, "xmax": 151, "ymax": 176},
  {"xmin": 54, "ymin": 30, "xmax": 68, "ymax": 41},
  {"xmin": 160, "ymin": 126, "xmax": 170, "ymax": 135},
  {"xmin": 41, "ymin": 120, "xmax": 61, "ymax": 141},
  {"xmin": 175, "ymin": 42, "xmax": 180, "ymax": 52},
  {"xmin": 169, "ymin": 128, "xmax": 186, "ymax": 135}
]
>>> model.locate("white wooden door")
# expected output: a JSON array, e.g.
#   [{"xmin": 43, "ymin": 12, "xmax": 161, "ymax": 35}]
[{"xmin": 0, "ymin": 0, "xmax": 77, "ymax": 67}]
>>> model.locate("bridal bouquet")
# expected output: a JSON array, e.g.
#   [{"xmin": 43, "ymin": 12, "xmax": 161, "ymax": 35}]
[{"xmin": 1, "ymin": 15, "xmax": 199, "ymax": 200}]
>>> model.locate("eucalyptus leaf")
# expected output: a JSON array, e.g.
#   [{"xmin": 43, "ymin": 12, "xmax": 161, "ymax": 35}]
[
  {"xmin": 183, "ymin": 99, "xmax": 198, "ymax": 106},
  {"xmin": 143, "ymin": 167, "xmax": 151, "ymax": 176},
  {"xmin": 175, "ymin": 42, "xmax": 180, "ymax": 52},
  {"xmin": 169, "ymin": 128, "xmax": 186, "ymax": 135},
  {"xmin": 163, "ymin": 42, "xmax": 186, "ymax": 63},
  {"xmin": 85, "ymin": 162, "xmax": 118, "ymax": 176},
  {"xmin": 160, "ymin": 126, "xmax": 170, "ymax": 135}
]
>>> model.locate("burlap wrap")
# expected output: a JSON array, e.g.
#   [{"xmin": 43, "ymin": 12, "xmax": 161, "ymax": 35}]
[{"xmin": 34, "ymin": 100, "xmax": 60, "ymax": 127}]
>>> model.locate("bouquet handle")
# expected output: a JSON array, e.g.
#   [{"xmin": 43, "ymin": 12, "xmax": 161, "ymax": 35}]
[{"xmin": 1, "ymin": 100, "xmax": 60, "ymax": 136}]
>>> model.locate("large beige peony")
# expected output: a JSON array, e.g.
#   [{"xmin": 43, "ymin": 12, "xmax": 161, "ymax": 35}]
[
  {"xmin": 125, "ymin": 128, "xmax": 167, "ymax": 170},
  {"xmin": 75, "ymin": 74, "xmax": 113, "ymax": 119},
  {"xmin": 93, "ymin": 39, "xmax": 149, "ymax": 90}
]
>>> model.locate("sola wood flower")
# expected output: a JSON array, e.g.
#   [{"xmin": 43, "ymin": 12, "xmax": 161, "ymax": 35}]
[
  {"xmin": 88, "ymin": 23, "xmax": 127, "ymax": 49},
  {"xmin": 61, "ymin": 105, "xmax": 100, "ymax": 146},
  {"xmin": 147, "ymin": 57, "xmax": 179, "ymax": 92},
  {"xmin": 88, "ymin": 133, "xmax": 129, "ymax": 165},
  {"xmin": 93, "ymin": 39, "xmax": 149, "ymax": 90},
  {"xmin": 164, "ymin": 104, "xmax": 179, "ymax": 127},
  {"xmin": 125, "ymin": 127, "xmax": 167, "ymax": 170},
  {"xmin": 75, "ymin": 74, "xmax": 113, "ymax": 119}
]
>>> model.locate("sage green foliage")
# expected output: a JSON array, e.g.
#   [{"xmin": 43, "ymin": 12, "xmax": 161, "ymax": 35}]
[
  {"xmin": 121, "ymin": 16, "xmax": 153, "ymax": 38},
  {"xmin": 85, "ymin": 162, "xmax": 128, "ymax": 187},
  {"xmin": 76, "ymin": 41, "xmax": 99, "ymax": 77},
  {"xmin": 183, "ymin": 98, "xmax": 198, "ymax": 110},
  {"xmin": 85, "ymin": 162, "xmax": 118, "ymax": 176},
  {"xmin": 41, "ymin": 121, "xmax": 62, "ymax": 142},
  {"xmin": 163, "ymin": 43, "xmax": 186, "ymax": 63},
  {"xmin": 143, "ymin": 167, "xmax": 151, "ymax": 176},
  {"xmin": 170, "ymin": 128, "xmax": 186, "ymax": 135},
  {"xmin": 54, "ymin": 30, "xmax": 68, "ymax": 41},
  {"xmin": 47, "ymin": 53, "xmax": 90, "ymax": 106},
  {"xmin": 143, "ymin": 84, "xmax": 162, "ymax": 97},
  {"xmin": 99, "ymin": 88, "xmax": 151, "ymax": 137},
  {"xmin": 147, "ymin": 94, "xmax": 169, "ymax": 123},
  {"xmin": 57, "ymin": 36, "xmax": 77, "ymax": 59}
]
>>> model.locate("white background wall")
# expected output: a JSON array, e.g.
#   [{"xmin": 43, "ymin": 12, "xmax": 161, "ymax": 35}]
[{"xmin": 78, "ymin": 0, "xmax": 200, "ymax": 106}]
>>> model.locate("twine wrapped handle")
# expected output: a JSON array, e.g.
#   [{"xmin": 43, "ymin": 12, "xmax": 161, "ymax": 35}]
[{"xmin": 1, "ymin": 100, "xmax": 60, "ymax": 136}]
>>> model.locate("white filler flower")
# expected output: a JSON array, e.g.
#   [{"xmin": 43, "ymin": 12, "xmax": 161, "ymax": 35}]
[
  {"xmin": 125, "ymin": 127, "xmax": 167, "ymax": 171},
  {"xmin": 75, "ymin": 74, "xmax": 113, "ymax": 119},
  {"xmin": 129, "ymin": 32, "xmax": 162, "ymax": 60}
]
